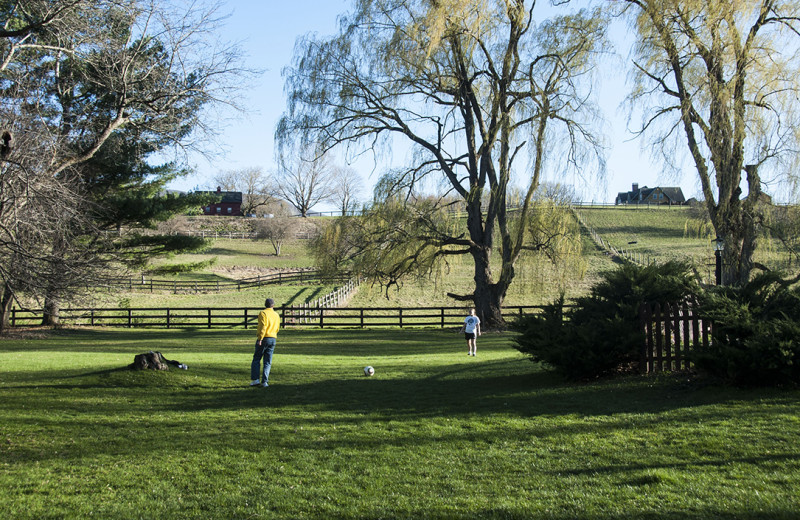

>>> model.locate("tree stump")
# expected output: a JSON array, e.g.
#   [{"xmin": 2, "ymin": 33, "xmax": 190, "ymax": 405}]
[{"xmin": 129, "ymin": 351, "xmax": 186, "ymax": 371}]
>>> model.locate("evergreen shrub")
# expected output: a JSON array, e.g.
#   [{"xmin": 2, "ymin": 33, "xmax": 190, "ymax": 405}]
[
  {"xmin": 694, "ymin": 272, "xmax": 800, "ymax": 386},
  {"xmin": 512, "ymin": 261, "xmax": 698, "ymax": 380}
]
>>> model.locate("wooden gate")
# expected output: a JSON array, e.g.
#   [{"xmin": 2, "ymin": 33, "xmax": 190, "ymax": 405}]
[{"xmin": 638, "ymin": 301, "xmax": 711, "ymax": 373}]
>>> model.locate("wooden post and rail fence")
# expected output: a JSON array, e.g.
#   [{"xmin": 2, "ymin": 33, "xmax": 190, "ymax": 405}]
[
  {"xmin": 6, "ymin": 305, "xmax": 545, "ymax": 330},
  {"xmin": 99, "ymin": 270, "xmax": 347, "ymax": 294}
]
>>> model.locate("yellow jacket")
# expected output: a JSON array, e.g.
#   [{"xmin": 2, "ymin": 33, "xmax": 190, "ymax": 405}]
[{"xmin": 257, "ymin": 308, "xmax": 280, "ymax": 340}]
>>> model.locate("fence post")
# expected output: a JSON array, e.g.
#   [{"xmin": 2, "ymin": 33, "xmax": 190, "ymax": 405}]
[
  {"xmin": 244, "ymin": 308, "xmax": 248, "ymax": 329},
  {"xmin": 208, "ymin": 308, "xmax": 212, "ymax": 329},
  {"xmin": 638, "ymin": 303, "xmax": 650, "ymax": 374},
  {"xmin": 663, "ymin": 304, "xmax": 673, "ymax": 371},
  {"xmin": 692, "ymin": 302, "xmax": 702, "ymax": 356},
  {"xmin": 360, "ymin": 308, "xmax": 364, "ymax": 328},
  {"xmin": 654, "ymin": 303, "xmax": 663, "ymax": 373},
  {"xmin": 399, "ymin": 308, "xmax": 403, "ymax": 328},
  {"xmin": 681, "ymin": 302, "xmax": 691, "ymax": 370},
  {"xmin": 671, "ymin": 303, "xmax": 681, "ymax": 371},
  {"xmin": 166, "ymin": 309, "xmax": 171, "ymax": 329},
  {"xmin": 128, "ymin": 309, "xmax": 132, "ymax": 328},
  {"xmin": 282, "ymin": 305, "xmax": 286, "ymax": 328},
  {"xmin": 11, "ymin": 308, "xmax": 15, "ymax": 328},
  {"xmin": 319, "ymin": 307, "xmax": 324, "ymax": 329},
  {"xmin": 441, "ymin": 307, "xmax": 445, "ymax": 328},
  {"xmin": 91, "ymin": 309, "xmax": 95, "ymax": 327}
]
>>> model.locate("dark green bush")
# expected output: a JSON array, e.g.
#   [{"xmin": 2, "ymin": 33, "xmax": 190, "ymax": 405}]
[
  {"xmin": 694, "ymin": 272, "xmax": 800, "ymax": 386},
  {"xmin": 512, "ymin": 261, "xmax": 698, "ymax": 380}
]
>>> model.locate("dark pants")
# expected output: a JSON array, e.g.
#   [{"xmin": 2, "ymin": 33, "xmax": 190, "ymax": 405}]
[{"xmin": 250, "ymin": 337, "xmax": 276, "ymax": 385}]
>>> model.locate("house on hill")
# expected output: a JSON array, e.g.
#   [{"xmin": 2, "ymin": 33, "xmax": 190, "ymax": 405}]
[
  {"xmin": 615, "ymin": 183, "xmax": 686, "ymax": 206},
  {"xmin": 197, "ymin": 186, "xmax": 243, "ymax": 216}
]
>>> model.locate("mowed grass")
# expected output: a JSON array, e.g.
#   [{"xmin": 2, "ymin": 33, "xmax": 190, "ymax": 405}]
[
  {"xmin": 2, "ymin": 329, "xmax": 800, "ymax": 519},
  {"xmin": 154, "ymin": 238, "xmax": 317, "ymax": 274}
]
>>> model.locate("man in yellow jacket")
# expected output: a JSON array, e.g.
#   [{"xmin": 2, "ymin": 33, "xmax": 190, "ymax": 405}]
[{"xmin": 250, "ymin": 298, "xmax": 280, "ymax": 388}]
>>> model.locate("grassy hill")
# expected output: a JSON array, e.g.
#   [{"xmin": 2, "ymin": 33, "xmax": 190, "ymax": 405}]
[{"xmin": 79, "ymin": 207, "xmax": 799, "ymax": 311}]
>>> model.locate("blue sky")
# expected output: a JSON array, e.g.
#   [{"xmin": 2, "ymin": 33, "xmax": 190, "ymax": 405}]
[{"xmin": 170, "ymin": 0, "xmax": 703, "ymax": 207}]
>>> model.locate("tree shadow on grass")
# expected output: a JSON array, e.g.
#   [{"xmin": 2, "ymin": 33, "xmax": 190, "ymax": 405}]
[
  {"xmin": 5, "ymin": 327, "xmax": 800, "ymax": 477},
  {"xmin": 203, "ymin": 246, "xmax": 263, "ymax": 257},
  {"xmin": 6, "ymin": 369, "xmax": 800, "ymax": 475},
  {"xmin": 0, "ymin": 327, "xmax": 484, "ymax": 357}
]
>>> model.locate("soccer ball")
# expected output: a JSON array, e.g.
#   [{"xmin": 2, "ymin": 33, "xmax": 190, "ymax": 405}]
[{"xmin": 364, "ymin": 366, "xmax": 375, "ymax": 377}]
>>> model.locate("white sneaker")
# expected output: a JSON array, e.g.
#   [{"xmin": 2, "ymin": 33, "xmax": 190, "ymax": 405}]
[{"xmin": 249, "ymin": 379, "xmax": 261, "ymax": 386}]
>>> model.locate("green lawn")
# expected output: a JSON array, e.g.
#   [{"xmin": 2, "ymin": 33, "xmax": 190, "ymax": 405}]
[
  {"xmin": 1, "ymin": 328, "xmax": 799, "ymax": 519},
  {"xmin": 151, "ymin": 238, "xmax": 317, "ymax": 273}
]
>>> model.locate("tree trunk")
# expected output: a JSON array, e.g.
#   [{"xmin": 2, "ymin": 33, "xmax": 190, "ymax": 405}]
[
  {"xmin": 470, "ymin": 246, "xmax": 506, "ymax": 330},
  {"xmin": 42, "ymin": 292, "xmax": 60, "ymax": 326},
  {"xmin": 0, "ymin": 283, "xmax": 13, "ymax": 334},
  {"xmin": 712, "ymin": 166, "xmax": 762, "ymax": 286}
]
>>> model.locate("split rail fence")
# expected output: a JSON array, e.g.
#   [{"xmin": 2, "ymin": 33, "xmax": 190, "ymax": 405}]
[
  {"xmin": 7, "ymin": 305, "xmax": 546, "ymax": 329},
  {"xmin": 638, "ymin": 301, "xmax": 711, "ymax": 373},
  {"xmin": 103, "ymin": 270, "xmax": 348, "ymax": 293}
]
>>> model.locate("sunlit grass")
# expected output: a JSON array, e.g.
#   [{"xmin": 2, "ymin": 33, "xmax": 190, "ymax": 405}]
[
  {"xmin": 147, "ymin": 238, "xmax": 316, "ymax": 274},
  {"xmin": 1, "ymin": 328, "xmax": 799, "ymax": 519},
  {"xmin": 577, "ymin": 206, "xmax": 799, "ymax": 282}
]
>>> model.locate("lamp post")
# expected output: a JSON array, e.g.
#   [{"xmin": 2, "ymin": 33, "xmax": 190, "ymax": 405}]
[{"xmin": 712, "ymin": 236, "xmax": 724, "ymax": 285}]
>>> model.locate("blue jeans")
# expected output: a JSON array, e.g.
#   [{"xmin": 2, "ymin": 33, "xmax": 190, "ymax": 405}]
[{"xmin": 251, "ymin": 337, "xmax": 276, "ymax": 385}]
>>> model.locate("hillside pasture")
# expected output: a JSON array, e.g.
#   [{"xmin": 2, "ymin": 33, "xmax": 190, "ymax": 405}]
[{"xmin": 577, "ymin": 206, "xmax": 798, "ymax": 282}]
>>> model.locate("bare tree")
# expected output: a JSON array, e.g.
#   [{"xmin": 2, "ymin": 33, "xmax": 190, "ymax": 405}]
[
  {"xmin": 213, "ymin": 166, "xmax": 275, "ymax": 216},
  {"xmin": 252, "ymin": 204, "xmax": 299, "ymax": 256},
  {"xmin": 329, "ymin": 165, "xmax": 363, "ymax": 216},
  {"xmin": 619, "ymin": 0, "xmax": 800, "ymax": 285},
  {"xmin": 279, "ymin": 0, "xmax": 607, "ymax": 328},
  {"xmin": 0, "ymin": 0, "xmax": 250, "ymax": 326},
  {"xmin": 274, "ymin": 148, "xmax": 335, "ymax": 217}
]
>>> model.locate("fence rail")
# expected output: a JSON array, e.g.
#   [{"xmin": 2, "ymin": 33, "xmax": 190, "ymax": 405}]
[
  {"xmin": 102, "ymin": 270, "xmax": 348, "ymax": 293},
  {"xmin": 8, "ymin": 305, "xmax": 546, "ymax": 329},
  {"xmin": 639, "ymin": 301, "xmax": 711, "ymax": 373}
]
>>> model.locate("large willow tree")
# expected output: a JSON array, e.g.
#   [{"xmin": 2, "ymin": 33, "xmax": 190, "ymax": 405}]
[
  {"xmin": 279, "ymin": 0, "xmax": 605, "ymax": 328},
  {"xmin": 620, "ymin": 0, "xmax": 800, "ymax": 285}
]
